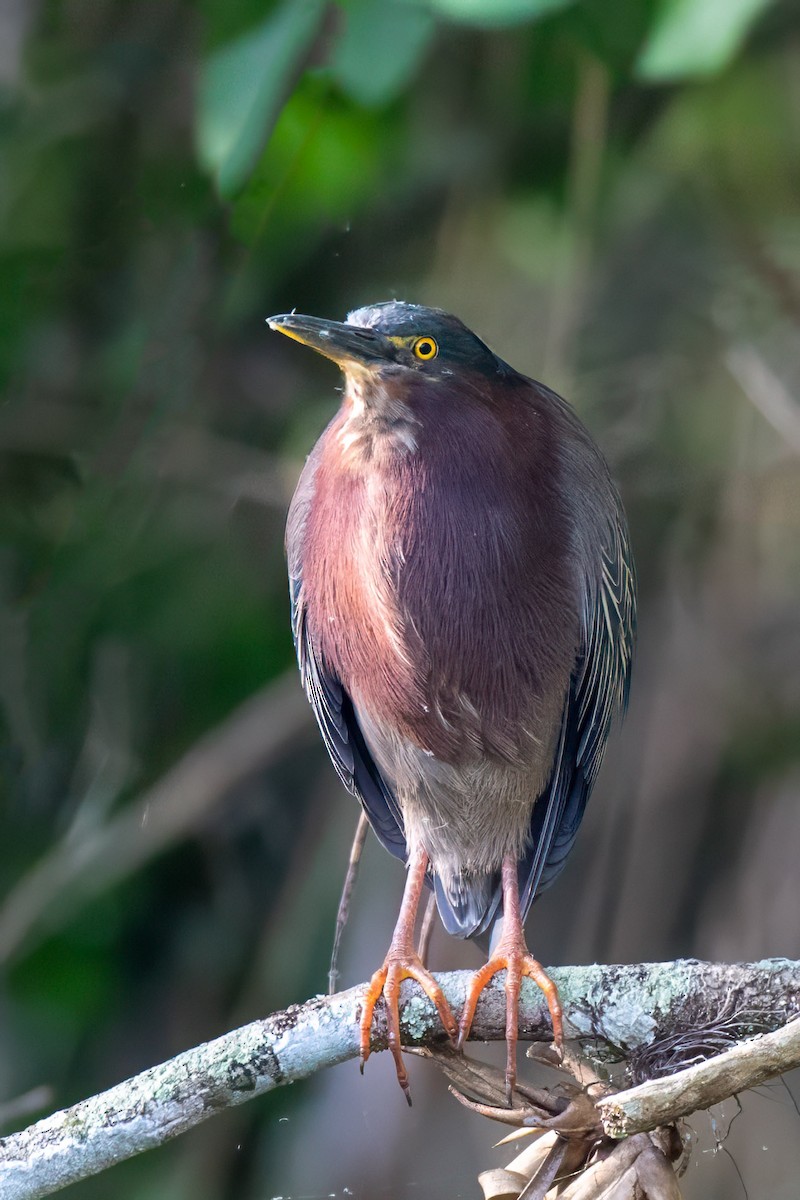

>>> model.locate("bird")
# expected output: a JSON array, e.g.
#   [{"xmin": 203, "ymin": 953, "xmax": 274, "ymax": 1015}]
[{"xmin": 268, "ymin": 301, "xmax": 635, "ymax": 1104}]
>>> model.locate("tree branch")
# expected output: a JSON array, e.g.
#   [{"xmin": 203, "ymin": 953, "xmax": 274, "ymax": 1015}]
[
  {"xmin": 598, "ymin": 1013, "xmax": 800, "ymax": 1138},
  {"xmin": 2, "ymin": 958, "xmax": 800, "ymax": 1200}
]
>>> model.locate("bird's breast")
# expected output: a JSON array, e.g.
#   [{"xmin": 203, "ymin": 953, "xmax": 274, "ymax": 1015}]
[{"xmin": 301, "ymin": 417, "xmax": 581, "ymax": 771}]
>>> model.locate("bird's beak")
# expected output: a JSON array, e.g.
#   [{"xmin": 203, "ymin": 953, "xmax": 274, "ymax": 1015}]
[
  {"xmin": 267, "ymin": 313, "xmax": 395, "ymax": 369},
  {"xmin": 267, "ymin": 312, "xmax": 395, "ymax": 367}
]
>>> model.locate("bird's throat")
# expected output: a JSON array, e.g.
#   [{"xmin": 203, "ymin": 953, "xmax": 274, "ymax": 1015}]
[{"xmin": 337, "ymin": 371, "xmax": 420, "ymax": 462}]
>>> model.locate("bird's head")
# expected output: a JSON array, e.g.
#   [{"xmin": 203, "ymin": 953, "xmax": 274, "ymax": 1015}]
[{"xmin": 267, "ymin": 301, "xmax": 507, "ymax": 392}]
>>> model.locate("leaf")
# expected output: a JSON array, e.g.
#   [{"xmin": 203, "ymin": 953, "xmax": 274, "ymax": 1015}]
[
  {"xmin": 229, "ymin": 75, "xmax": 384, "ymax": 253},
  {"xmin": 417, "ymin": 0, "xmax": 575, "ymax": 28},
  {"xmin": 331, "ymin": 0, "xmax": 436, "ymax": 107},
  {"xmin": 636, "ymin": 0, "xmax": 775, "ymax": 81},
  {"xmin": 196, "ymin": 0, "xmax": 325, "ymax": 197}
]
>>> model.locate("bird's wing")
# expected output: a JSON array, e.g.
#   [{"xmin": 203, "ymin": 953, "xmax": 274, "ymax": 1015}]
[
  {"xmin": 288, "ymin": 514, "xmax": 408, "ymax": 861},
  {"xmin": 435, "ymin": 499, "xmax": 635, "ymax": 945},
  {"xmin": 517, "ymin": 502, "xmax": 636, "ymax": 922}
]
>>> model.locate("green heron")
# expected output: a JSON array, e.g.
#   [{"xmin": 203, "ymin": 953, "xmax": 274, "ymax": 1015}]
[{"xmin": 269, "ymin": 302, "xmax": 635, "ymax": 1103}]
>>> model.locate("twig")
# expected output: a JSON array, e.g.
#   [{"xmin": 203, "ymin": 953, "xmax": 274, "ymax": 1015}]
[
  {"xmin": 329, "ymin": 810, "xmax": 370, "ymax": 994},
  {"xmin": 598, "ymin": 1013, "xmax": 800, "ymax": 1138},
  {"xmin": 0, "ymin": 672, "xmax": 311, "ymax": 964},
  {"xmin": 725, "ymin": 343, "xmax": 800, "ymax": 453}
]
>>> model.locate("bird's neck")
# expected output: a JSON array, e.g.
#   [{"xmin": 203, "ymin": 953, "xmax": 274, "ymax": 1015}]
[{"xmin": 335, "ymin": 370, "xmax": 420, "ymax": 466}]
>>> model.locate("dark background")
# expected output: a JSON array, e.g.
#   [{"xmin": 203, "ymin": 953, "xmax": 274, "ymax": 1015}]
[{"xmin": 1, "ymin": 0, "xmax": 799, "ymax": 1196}]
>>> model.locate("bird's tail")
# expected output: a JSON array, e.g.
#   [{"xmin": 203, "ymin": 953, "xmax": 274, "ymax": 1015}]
[{"xmin": 433, "ymin": 868, "xmax": 501, "ymax": 939}]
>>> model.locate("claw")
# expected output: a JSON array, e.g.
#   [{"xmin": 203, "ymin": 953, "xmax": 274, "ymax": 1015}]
[
  {"xmin": 458, "ymin": 858, "xmax": 564, "ymax": 1103},
  {"xmin": 360, "ymin": 952, "xmax": 457, "ymax": 1102}
]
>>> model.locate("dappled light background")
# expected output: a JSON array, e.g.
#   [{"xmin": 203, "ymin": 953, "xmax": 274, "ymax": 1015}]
[{"xmin": 1, "ymin": 1, "xmax": 799, "ymax": 1197}]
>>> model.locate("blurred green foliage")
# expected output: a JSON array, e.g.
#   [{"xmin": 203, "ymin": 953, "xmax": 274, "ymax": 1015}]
[{"xmin": 1, "ymin": 1, "xmax": 799, "ymax": 1198}]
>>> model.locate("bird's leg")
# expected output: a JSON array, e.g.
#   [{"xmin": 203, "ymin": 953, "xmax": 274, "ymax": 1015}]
[
  {"xmin": 418, "ymin": 890, "xmax": 437, "ymax": 968},
  {"xmin": 359, "ymin": 847, "xmax": 458, "ymax": 1103},
  {"xmin": 457, "ymin": 856, "xmax": 563, "ymax": 1104}
]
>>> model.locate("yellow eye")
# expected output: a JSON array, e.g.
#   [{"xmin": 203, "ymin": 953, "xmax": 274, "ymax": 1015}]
[{"xmin": 412, "ymin": 336, "xmax": 438, "ymax": 361}]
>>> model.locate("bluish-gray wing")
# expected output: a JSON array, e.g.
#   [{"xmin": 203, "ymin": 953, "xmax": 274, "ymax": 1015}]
[
  {"xmin": 518, "ymin": 503, "xmax": 636, "ymax": 918},
  {"xmin": 290, "ymin": 576, "xmax": 408, "ymax": 860}
]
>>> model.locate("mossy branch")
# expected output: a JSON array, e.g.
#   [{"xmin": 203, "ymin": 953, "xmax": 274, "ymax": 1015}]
[{"xmin": 2, "ymin": 959, "xmax": 800, "ymax": 1200}]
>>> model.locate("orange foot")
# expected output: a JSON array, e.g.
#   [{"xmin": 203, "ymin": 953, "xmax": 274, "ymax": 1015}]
[
  {"xmin": 359, "ymin": 846, "xmax": 458, "ymax": 1103},
  {"xmin": 360, "ymin": 949, "xmax": 458, "ymax": 1104},
  {"xmin": 457, "ymin": 859, "xmax": 563, "ymax": 1103}
]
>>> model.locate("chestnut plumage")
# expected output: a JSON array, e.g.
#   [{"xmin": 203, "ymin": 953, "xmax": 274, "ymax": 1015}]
[{"xmin": 270, "ymin": 301, "xmax": 635, "ymax": 1101}]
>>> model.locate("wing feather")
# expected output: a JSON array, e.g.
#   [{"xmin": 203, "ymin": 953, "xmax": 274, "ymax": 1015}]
[
  {"xmin": 289, "ymin": 554, "xmax": 407, "ymax": 861},
  {"xmin": 516, "ymin": 496, "xmax": 636, "ymax": 922}
]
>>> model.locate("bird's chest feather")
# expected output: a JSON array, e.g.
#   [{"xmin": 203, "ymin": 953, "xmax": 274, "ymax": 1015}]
[{"xmin": 301, "ymin": 418, "xmax": 580, "ymax": 765}]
